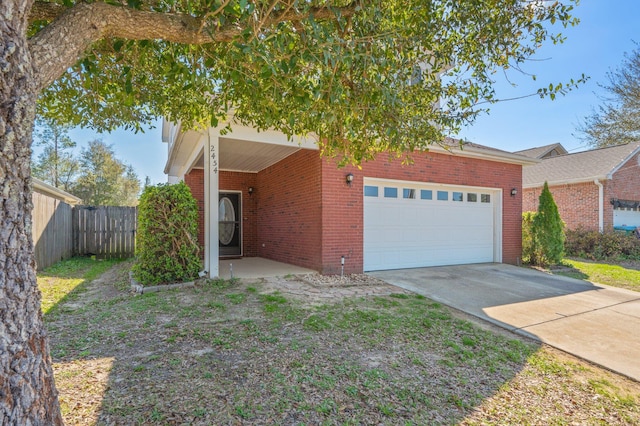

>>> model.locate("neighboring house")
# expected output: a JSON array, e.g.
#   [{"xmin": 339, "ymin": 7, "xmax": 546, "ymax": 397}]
[
  {"xmin": 518, "ymin": 142, "xmax": 640, "ymax": 232},
  {"xmin": 514, "ymin": 143, "xmax": 568, "ymax": 160},
  {"xmin": 163, "ymin": 119, "xmax": 535, "ymax": 276}
]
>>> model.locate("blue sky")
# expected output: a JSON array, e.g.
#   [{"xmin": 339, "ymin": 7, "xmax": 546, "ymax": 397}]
[
  {"xmin": 459, "ymin": 1, "xmax": 640, "ymax": 153},
  {"xmin": 39, "ymin": 1, "xmax": 640, "ymax": 185}
]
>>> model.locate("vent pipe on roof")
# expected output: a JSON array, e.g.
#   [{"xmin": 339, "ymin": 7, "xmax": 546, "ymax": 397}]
[{"xmin": 594, "ymin": 179, "xmax": 604, "ymax": 233}]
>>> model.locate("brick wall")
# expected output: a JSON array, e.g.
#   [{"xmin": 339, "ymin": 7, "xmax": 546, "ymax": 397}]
[
  {"xmin": 256, "ymin": 150, "xmax": 323, "ymax": 270},
  {"xmin": 184, "ymin": 169, "xmax": 205, "ymax": 252},
  {"xmin": 361, "ymin": 152, "xmax": 523, "ymax": 265},
  {"xmin": 523, "ymin": 182, "xmax": 600, "ymax": 231},
  {"xmin": 319, "ymin": 161, "xmax": 362, "ymax": 274},
  {"xmin": 188, "ymin": 148, "xmax": 524, "ymax": 273},
  {"xmin": 183, "ymin": 169, "xmax": 258, "ymax": 257}
]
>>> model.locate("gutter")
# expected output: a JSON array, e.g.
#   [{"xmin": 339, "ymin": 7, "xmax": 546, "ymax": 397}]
[
  {"xmin": 428, "ymin": 144, "xmax": 540, "ymax": 166},
  {"xmin": 523, "ymin": 175, "xmax": 609, "ymax": 189},
  {"xmin": 594, "ymin": 179, "xmax": 604, "ymax": 232}
]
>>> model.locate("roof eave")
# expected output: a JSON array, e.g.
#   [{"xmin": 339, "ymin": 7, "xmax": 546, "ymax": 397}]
[
  {"xmin": 523, "ymin": 175, "xmax": 609, "ymax": 189},
  {"xmin": 608, "ymin": 145, "xmax": 640, "ymax": 176},
  {"xmin": 32, "ymin": 178, "xmax": 82, "ymax": 205},
  {"xmin": 428, "ymin": 144, "xmax": 540, "ymax": 166}
]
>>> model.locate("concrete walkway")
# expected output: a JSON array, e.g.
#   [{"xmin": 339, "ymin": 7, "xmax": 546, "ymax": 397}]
[
  {"xmin": 218, "ymin": 257, "xmax": 316, "ymax": 279},
  {"xmin": 370, "ymin": 263, "xmax": 640, "ymax": 382}
]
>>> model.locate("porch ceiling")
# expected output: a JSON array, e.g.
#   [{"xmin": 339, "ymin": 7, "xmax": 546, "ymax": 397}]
[{"xmin": 194, "ymin": 137, "xmax": 306, "ymax": 173}]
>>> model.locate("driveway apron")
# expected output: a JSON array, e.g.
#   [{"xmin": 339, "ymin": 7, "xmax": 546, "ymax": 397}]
[{"xmin": 370, "ymin": 263, "xmax": 640, "ymax": 382}]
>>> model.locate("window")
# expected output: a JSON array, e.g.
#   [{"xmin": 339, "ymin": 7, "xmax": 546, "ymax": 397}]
[
  {"xmin": 364, "ymin": 186, "xmax": 378, "ymax": 197},
  {"xmin": 452, "ymin": 192, "xmax": 463, "ymax": 202},
  {"xmin": 481, "ymin": 194, "xmax": 491, "ymax": 203},
  {"xmin": 384, "ymin": 187, "xmax": 398, "ymax": 198},
  {"xmin": 467, "ymin": 193, "xmax": 477, "ymax": 202},
  {"xmin": 420, "ymin": 189, "xmax": 432, "ymax": 200},
  {"xmin": 437, "ymin": 191, "xmax": 448, "ymax": 201},
  {"xmin": 403, "ymin": 188, "xmax": 416, "ymax": 199}
]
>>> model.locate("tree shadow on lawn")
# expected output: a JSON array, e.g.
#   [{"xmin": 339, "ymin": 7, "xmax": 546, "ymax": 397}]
[
  {"xmin": 42, "ymin": 261, "xmax": 638, "ymax": 425},
  {"xmin": 47, "ymin": 262, "xmax": 640, "ymax": 425},
  {"xmin": 38, "ymin": 256, "xmax": 122, "ymax": 316}
]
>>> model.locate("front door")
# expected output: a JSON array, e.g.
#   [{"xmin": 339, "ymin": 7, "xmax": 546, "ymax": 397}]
[{"xmin": 219, "ymin": 192, "xmax": 242, "ymax": 257}]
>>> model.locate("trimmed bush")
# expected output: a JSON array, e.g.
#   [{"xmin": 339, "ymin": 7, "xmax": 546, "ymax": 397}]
[
  {"xmin": 523, "ymin": 182, "xmax": 565, "ymax": 266},
  {"xmin": 566, "ymin": 228, "xmax": 640, "ymax": 260},
  {"xmin": 132, "ymin": 182, "xmax": 202, "ymax": 285},
  {"xmin": 521, "ymin": 211, "xmax": 537, "ymax": 264}
]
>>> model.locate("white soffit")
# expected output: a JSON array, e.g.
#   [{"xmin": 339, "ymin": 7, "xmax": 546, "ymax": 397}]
[{"xmin": 218, "ymin": 138, "xmax": 305, "ymax": 173}]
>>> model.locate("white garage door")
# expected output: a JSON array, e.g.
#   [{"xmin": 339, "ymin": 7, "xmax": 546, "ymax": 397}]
[
  {"xmin": 614, "ymin": 208, "xmax": 640, "ymax": 227},
  {"xmin": 364, "ymin": 179, "xmax": 500, "ymax": 271}
]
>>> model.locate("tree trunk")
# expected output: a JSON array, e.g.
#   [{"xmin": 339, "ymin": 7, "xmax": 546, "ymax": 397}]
[{"xmin": 0, "ymin": 0, "xmax": 63, "ymax": 423}]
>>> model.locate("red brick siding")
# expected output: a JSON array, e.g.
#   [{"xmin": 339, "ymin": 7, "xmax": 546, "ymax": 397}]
[
  {"xmin": 183, "ymin": 169, "xmax": 205, "ymax": 252},
  {"xmin": 361, "ymin": 152, "xmax": 523, "ymax": 265},
  {"xmin": 523, "ymin": 182, "xmax": 600, "ymax": 231},
  {"xmin": 256, "ymin": 150, "xmax": 323, "ymax": 270},
  {"xmin": 608, "ymin": 152, "xmax": 640, "ymax": 228},
  {"xmin": 189, "ymin": 148, "xmax": 524, "ymax": 273},
  {"xmin": 183, "ymin": 169, "xmax": 258, "ymax": 257},
  {"xmin": 320, "ymin": 161, "xmax": 363, "ymax": 274},
  {"xmin": 609, "ymin": 152, "xmax": 640, "ymax": 201}
]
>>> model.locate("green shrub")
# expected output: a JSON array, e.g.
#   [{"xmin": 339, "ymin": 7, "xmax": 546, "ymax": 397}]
[
  {"xmin": 523, "ymin": 182, "xmax": 565, "ymax": 266},
  {"xmin": 132, "ymin": 182, "xmax": 202, "ymax": 285},
  {"xmin": 521, "ymin": 211, "xmax": 538, "ymax": 264},
  {"xmin": 566, "ymin": 228, "xmax": 640, "ymax": 260}
]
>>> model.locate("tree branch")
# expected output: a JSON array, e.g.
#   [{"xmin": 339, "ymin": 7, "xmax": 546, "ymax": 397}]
[
  {"xmin": 29, "ymin": 1, "xmax": 66, "ymax": 22},
  {"xmin": 28, "ymin": 1, "xmax": 358, "ymax": 92}
]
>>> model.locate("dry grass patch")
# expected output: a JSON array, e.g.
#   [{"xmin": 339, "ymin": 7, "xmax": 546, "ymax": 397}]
[{"xmin": 41, "ymin": 261, "xmax": 640, "ymax": 425}]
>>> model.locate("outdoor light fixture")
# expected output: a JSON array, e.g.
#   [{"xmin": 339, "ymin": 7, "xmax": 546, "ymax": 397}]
[
  {"xmin": 511, "ymin": 188, "xmax": 518, "ymax": 197},
  {"xmin": 345, "ymin": 173, "xmax": 354, "ymax": 186},
  {"xmin": 248, "ymin": 187, "xmax": 254, "ymax": 196}
]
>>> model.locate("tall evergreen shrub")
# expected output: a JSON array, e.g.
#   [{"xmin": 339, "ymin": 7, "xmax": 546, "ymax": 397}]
[
  {"xmin": 531, "ymin": 182, "xmax": 565, "ymax": 265},
  {"xmin": 521, "ymin": 211, "xmax": 538, "ymax": 264},
  {"xmin": 133, "ymin": 182, "xmax": 202, "ymax": 285}
]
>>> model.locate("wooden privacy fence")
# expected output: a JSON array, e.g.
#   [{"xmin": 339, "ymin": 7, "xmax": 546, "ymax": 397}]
[
  {"xmin": 32, "ymin": 191, "xmax": 138, "ymax": 269},
  {"xmin": 73, "ymin": 205, "xmax": 138, "ymax": 260},
  {"xmin": 32, "ymin": 192, "xmax": 74, "ymax": 269}
]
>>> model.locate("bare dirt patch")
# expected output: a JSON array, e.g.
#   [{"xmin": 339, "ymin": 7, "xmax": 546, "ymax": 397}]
[{"xmin": 46, "ymin": 263, "xmax": 640, "ymax": 425}]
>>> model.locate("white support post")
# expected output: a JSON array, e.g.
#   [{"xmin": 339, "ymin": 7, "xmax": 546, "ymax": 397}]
[{"xmin": 204, "ymin": 129, "xmax": 220, "ymax": 278}]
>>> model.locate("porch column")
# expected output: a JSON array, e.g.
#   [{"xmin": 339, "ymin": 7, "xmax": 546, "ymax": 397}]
[{"xmin": 204, "ymin": 128, "xmax": 220, "ymax": 278}]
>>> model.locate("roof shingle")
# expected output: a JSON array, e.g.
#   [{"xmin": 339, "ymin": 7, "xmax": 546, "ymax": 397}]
[
  {"xmin": 515, "ymin": 143, "xmax": 568, "ymax": 159},
  {"xmin": 523, "ymin": 142, "xmax": 640, "ymax": 187}
]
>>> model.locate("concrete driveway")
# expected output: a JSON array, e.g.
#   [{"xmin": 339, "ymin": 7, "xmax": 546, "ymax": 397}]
[{"xmin": 370, "ymin": 263, "xmax": 640, "ymax": 382}]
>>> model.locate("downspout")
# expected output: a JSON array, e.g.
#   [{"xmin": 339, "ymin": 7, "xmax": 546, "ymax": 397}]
[{"xmin": 594, "ymin": 179, "xmax": 604, "ymax": 232}]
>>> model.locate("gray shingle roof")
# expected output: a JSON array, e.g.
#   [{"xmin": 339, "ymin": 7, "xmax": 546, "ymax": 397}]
[
  {"xmin": 523, "ymin": 142, "xmax": 640, "ymax": 187},
  {"xmin": 515, "ymin": 143, "xmax": 568, "ymax": 159}
]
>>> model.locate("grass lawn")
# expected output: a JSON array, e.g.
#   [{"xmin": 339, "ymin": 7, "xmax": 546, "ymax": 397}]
[
  {"xmin": 558, "ymin": 258, "xmax": 640, "ymax": 292},
  {"xmin": 37, "ymin": 256, "xmax": 122, "ymax": 315},
  {"xmin": 39, "ymin": 258, "xmax": 640, "ymax": 425}
]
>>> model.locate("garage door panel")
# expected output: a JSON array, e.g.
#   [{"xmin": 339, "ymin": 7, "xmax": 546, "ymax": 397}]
[
  {"xmin": 364, "ymin": 179, "xmax": 498, "ymax": 271},
  {"xmin": 614, "ymin": 209, "xmax": 640, "ymax": 227}
]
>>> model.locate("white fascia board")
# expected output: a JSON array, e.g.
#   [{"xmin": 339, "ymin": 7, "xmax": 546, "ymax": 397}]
[
  {"xmin": 178, "ymin": 136, "xmax": 206, "ymax": 178},
  {"xmin": 163, "ymin": 130, "xmax": 184, "ymax": 175},
  {"xmin": 32, "ymin": 178, "xmax": 82, "ymax": 205},
  {"xmin": 523, "ymin": 175, "xmax": 609, "ymax": 189},
  {"xmin": 608, "ymin": 146, "xmax": 640, "ymax": 178},
  {"xmin": 218, "ymin": 123, "xmax": 318, "ymax": 150},
  {"xmin": 163, "ymin": 129, "xmax": 203, "ymax": 176},
  {"xmin": 161, "ymin": 118, "xmax": 171, "ymax": 143},
  {"xmin": 427, "ymin": 144, "xmax": 540, "ymax": 166}
]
